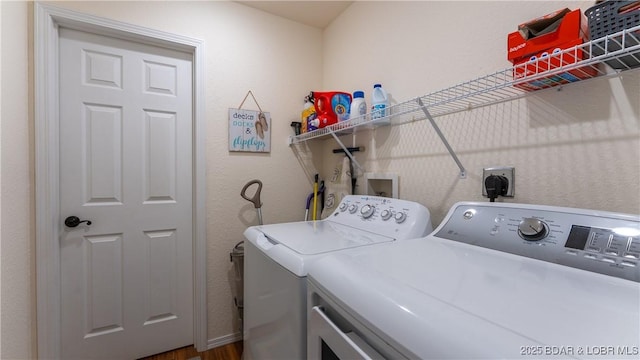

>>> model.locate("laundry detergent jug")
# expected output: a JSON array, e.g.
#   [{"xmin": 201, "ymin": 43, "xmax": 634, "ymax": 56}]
[{"xmin": 313, "ymin": 91, "xmax": 352, "ymax": 128}]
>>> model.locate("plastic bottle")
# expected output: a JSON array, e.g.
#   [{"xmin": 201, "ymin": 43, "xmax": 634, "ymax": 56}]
[
  {"xmin": 371, "ymin": 84, "xmax": 390, "ymax": 125},
  {"xmin": 349, "ymin": 91, "xmax": 366, "ymax": 120},
  {"xmin": 332, "ymin": 93, "xmax": 351, "ymax": 122},
  {"xmin": 302, "ymin": 94, "xmax": 318, "ymax": 132}
]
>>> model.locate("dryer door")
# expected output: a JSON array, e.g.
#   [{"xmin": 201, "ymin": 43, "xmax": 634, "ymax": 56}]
[{"xmin": 308, "ymin": 306, "xmax": 384, "ymax": 360}]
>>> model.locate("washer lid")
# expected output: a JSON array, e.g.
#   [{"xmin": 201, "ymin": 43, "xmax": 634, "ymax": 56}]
[{"xmin": 256, "ymin": 221, "xmax": 395, "ymax": 255}]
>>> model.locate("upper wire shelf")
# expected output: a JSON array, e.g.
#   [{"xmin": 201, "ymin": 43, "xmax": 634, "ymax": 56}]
[{"xmin": 290, "ymin": 24, "xmax": 640, "ymax": 144}]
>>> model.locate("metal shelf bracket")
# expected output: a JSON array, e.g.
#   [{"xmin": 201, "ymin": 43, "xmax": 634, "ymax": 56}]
[
  {"xmin": 417, "ymin": 98, "xmax": 467, "ymax": 179},
  {"xmin": 328, "ymin": 128, "xmax": 365, "ymax": 174}
]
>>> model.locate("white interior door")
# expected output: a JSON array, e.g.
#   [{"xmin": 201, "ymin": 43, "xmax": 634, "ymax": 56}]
[{"xmin": 58, "ymin": 27, "xmax": 194, "ymax": 359}]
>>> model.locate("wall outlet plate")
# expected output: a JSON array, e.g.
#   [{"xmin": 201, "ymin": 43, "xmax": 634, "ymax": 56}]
[{"xmin": 482, "ymin": 167, "xmax": 515, "ymax": 197}]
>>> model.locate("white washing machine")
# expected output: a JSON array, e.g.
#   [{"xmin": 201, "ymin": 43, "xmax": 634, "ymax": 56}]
[
  {"xmin": 307, "ymin": 202, "xmax": 640, "ymax": 359},
  {"xmin": 242, "ymin": 195, "xmax": 433, "ymax": 360}
]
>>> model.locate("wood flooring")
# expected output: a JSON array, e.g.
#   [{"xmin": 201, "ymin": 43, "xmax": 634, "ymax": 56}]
[{"xmin": 139, "ymin": 341, "xmax": 243, "ymax": 360}]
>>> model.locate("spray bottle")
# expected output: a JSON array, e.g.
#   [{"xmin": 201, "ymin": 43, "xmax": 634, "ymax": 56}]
[{"xmin": 302, "ymin": 92, "xmax": 317, "ymax": 132}]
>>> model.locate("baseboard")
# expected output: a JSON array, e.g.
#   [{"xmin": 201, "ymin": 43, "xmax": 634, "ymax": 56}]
[{"xmin": 207, "ymin": 332, "xmax": 243, "ymax": 350}]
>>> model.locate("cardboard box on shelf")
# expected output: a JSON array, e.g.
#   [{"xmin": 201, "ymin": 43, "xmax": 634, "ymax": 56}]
[
  {"xmin": 507, "ymin": 8, "xmax": 598, "ymax": 91},
  {"xmin": 512, "ymin": 38, "xmax": 597, "ymax": 91}
]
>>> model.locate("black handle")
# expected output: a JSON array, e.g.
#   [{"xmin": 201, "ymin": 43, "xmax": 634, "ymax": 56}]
[{"xmin": 65, "ymin": 216, "xmax": 92, "ymax": 228}]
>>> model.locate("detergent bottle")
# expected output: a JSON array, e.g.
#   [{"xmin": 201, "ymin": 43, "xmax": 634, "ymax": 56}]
[
  {"xmin": 350, "ymin": 91, "xmax": 366, "ymax": 120},
  {"xmin": 313, "ymin": 91, "xmax": 351, "ymax": 128},
  {"xmin": 332, "ymin": 93, "xmax": 351, "ymax": 122},
  {"xmin": 371, "ymin": 84, "xmax": 390, "ymax": 125}
]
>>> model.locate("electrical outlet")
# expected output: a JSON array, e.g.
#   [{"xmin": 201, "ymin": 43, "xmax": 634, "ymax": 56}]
[{"xmin": 482, "ymin": 167, "xmax": 515, "ymax": 197}]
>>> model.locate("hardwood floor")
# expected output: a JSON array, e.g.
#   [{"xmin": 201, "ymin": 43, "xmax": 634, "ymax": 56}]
[{"xmin": 140, "ymin": 341, "xmax": 243, "ymax": 360}]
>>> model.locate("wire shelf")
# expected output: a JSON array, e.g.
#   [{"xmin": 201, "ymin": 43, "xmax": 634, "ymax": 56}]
[{"xmin": 290, "ymin": 24, "xmax": 640, "ymax": 144}]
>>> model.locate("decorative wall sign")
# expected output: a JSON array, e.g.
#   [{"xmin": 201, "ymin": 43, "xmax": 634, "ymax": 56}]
[
  {"xmin": 228, "ymin": 109, "xmax": 271, "ymax": 152},
  {"xmin": 228, "ymin": 91, "xmax": 271, "ymax": 153}
]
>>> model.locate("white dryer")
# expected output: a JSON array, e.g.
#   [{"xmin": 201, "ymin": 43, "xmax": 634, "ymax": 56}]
[
  {"xmin": 307, "ymin": 202, "xmax": 640, "ymax": 359},
  {"xmin": 243, "ymin": 195, "xmax": 433, "ymax": 359}
]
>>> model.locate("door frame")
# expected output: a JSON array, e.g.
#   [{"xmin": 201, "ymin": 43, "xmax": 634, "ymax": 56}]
[{"xmin": 34, "ymin": 3, "xmax": 207, "ymax": 357}]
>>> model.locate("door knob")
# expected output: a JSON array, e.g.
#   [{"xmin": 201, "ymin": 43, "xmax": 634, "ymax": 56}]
[{"xmin": 64, "ymin": 216, "xmax": 92, "ymax": 228}]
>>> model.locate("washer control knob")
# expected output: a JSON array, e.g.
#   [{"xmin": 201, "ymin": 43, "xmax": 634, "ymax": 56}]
[
  {"xmin": 381, "ymin": 209, "xmax": 393, "ymax": 220},
  {"xmin": 395, "ymin": 211, "xmax": 407, "ymax": 224},
  {"xmin": 518, "ymin": 218, "xmax": 548, "ymax": 241},
  {"xmin": 339, "ymin": 202, "xmax": 348, "ymax": 212},
  {"xmin": 360, "ymin": 205, "xmax": 375, "ymax": 218},
  {"xmin": 348, "ymin": 204, "xmax": 358, "ymax": 214}
]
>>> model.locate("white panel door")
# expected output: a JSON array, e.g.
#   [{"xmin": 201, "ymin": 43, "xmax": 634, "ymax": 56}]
[{"xmin": 59, "ymin": 27, "xmax": 194, "ymax": 359}]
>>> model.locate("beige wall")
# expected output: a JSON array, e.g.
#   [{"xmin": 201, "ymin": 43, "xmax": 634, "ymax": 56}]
[
  {"xmin": 2, "ymin": 1, "xmax": 639, "ymax": 358},
  {"xmin": 1, "ymin": 1, "xmax": 36, "ymax": 358},
  {"xmin": 318, "ymin": 1, "xmax": 640, "ymax": 225},
  {"xmin": 1, "ymin": 1, "xmax": 321, "ymax": 358}
]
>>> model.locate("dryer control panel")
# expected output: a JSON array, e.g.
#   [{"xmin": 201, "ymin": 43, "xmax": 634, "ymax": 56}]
[
  {"xmin": 434, "ymin": 202, "xmax": 640, "ymax": 282},
  {"xmin": 329, "ymin": 195, "xmax": 433, "ymax": 240}
]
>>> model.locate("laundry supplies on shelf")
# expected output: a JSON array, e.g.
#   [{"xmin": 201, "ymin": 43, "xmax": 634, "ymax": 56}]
[
  {"xmin": 313, "ymin": 91, "xmax": 352, "ymax": 128},
  {"xmin": 349, "ymin": 90, "xmax": 367, "ymax": 120},
  {"xmin": 302, "ymin": 92, "xmax": 317, "ymax": 133},
  {"xmin": 370, "ymin": 83, "xmax": 390, "ymax": 124},
  {"xmin": 585, "ymin": 0, "xmax": 640, "ymax": 70},
  {"xmin": 507, "ymin": 8, "xmax": 597, "ymax": 90}
]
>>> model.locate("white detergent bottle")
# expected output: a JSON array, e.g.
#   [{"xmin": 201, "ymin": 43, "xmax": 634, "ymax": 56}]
[
  {"xmin": 371, "ymin": 83, "xmax": 390, "ymax": 125},
  {"xmin": 350, "ymin": 91, "xmax": 366, "ymax": 120}
]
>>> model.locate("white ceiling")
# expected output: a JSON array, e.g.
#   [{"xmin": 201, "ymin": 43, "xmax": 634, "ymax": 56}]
[{"xmin": 236, "ymin": 1, "xmax": 354, "ymax": 29}]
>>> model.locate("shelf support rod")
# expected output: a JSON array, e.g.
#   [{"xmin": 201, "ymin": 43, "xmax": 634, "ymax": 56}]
[
  {"xmin": 417, "ymin": 98, "xmax": 467, "ymax": 179},
  {"xmin": 328, "ymin": 128, "xmax": 365, "ymax": 173}
]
